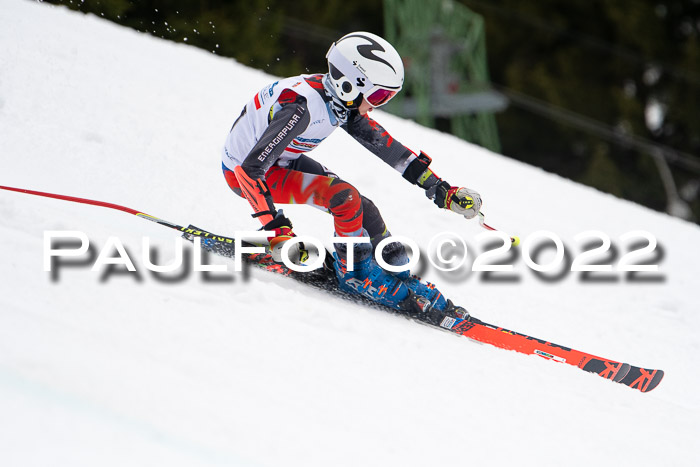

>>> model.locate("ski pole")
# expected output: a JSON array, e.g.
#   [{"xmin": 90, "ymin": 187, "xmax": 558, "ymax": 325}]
[
  {"xmin": 0, "ymin": 184, "xmax": 234, "ymax": 244},
  {"xmin": 477, "ymin": 211, "xmax": 520, "ymax": 246}
]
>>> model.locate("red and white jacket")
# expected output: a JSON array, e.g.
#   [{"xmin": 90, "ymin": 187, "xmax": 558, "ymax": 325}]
[{"xmin": 222, "ymin": 74, "xmax": 419, "ymax": 182}]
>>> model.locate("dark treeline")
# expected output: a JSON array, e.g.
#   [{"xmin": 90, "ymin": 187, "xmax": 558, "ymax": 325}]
[
  {"xmin": 44, "ymin": 0, "xmax": 381, "ymax": 75},
  {"xmin": 467, "ymin": 0, "xmax": 700, "ymax": 221},
  {"xmin": 45, "ymin": 0, "xmax": 700, "ymax": 221}
]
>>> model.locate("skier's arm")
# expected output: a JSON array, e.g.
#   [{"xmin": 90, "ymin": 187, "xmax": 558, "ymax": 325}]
[
  {"xmin": 342, "ymin": 112, "xmax": 416, "ymax": 175},
  {"xmin": 343, "ymin": 113, "xmax": 482, "ymax": 219},
  {"xmin": 233, "ymin": 89, "xmax": 310, "ymax": 263},
  {"xmin": 234, "ymin": 89, "xmax": 310, "ymax": 228},
  {"xmin": 238, "ymin": 90, "xmax": 310, "ymax": 182}
]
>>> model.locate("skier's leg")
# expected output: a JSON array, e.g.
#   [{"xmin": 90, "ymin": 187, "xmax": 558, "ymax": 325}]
[
  {"xmin": 223, "ymin": 161, "xmax": 461, "ymax": 318},
  {"xmin": 358, "ymin": 193, "xmax": 455, "ymax": 314},
  {"xmin": 224, "ymin": 160, "xmax": 363, "ymax": 237},
  {"xmin": 240, "ymin": 158, "xmax": 411, "ymax": 308},
  {"xmin": 359, "ymin": 196, "xmax": 409, "ymax": 274},
  {"xmin": 271, "ymin": 160, "xmax": 451, "ymax": 315},
  {"xmin": 279, "ymin": 159, "xmax": 415, "ymax": 289},
  {"xmin": 285, "ymin": 156, "xmax": 408, "ymax": 265}
]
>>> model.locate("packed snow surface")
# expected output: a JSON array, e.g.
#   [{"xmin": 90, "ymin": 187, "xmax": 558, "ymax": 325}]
[{"xmin": 1, "ymin": 2, "xmax": 699, "ymax": 466}]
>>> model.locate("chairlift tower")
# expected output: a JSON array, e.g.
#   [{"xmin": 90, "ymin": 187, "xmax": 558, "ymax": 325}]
[{"xmin": 383, "ymin": 0, "xmax": 506, "ymax": 152}]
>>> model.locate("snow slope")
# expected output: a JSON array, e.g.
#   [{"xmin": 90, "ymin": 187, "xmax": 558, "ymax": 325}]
[{"xmin": 1, "ymin": 2, "xmax": 699, "ymax": 466}]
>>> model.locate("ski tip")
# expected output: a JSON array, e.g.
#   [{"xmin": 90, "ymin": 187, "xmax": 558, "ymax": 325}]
[
  {"xmin": 581, "ymin": 358, "xmax": 631, "ymax": 382},
  {"xmin": 618, "ymin": 366, "xmax": 665, "ymax": 393}
]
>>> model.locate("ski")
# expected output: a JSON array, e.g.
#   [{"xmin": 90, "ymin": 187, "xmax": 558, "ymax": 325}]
[
  {"xmin": 445, "ymin": 318, "xmax": 663, "ymax": 392},
  {"xmin": 184, "ymin": 224, "xmax": 664, "ymax": 393}
]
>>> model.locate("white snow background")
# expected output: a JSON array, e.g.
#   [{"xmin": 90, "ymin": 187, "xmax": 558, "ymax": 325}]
[{"xmin": 1, "ymin": 2, "xmax": 699, "ymax": 466}]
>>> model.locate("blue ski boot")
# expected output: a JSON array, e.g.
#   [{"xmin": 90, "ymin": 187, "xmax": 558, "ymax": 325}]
[
  {"xmin": 333, "ymin": 238, "xmax": 410, "ymax": 310},
  {"xmin": 401, "ymin": 276, "xmax": 470, "ymax": 326},
  {"xmin": 376, "ymin": 238, "xmax": 469, "ymax": 325}
]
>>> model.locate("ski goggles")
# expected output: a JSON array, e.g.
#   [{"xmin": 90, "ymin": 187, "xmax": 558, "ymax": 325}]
[
  {"xmin": 326, "ymin": 43, "xmax": 401, "ymax": 108},
  {"xmin": 363, "ymin": 86, "xmax": 398, "ymax": 108}
]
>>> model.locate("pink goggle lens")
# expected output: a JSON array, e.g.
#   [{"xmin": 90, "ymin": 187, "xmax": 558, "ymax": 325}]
[{"xmin": 366, "ymin": 88, "xmax": 397, "ymax": 107}]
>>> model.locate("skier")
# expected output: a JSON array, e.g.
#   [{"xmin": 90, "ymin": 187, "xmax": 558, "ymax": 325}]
[{"xmin": 221, "ymin": 31, "xmax": 481, "ymax": 324}]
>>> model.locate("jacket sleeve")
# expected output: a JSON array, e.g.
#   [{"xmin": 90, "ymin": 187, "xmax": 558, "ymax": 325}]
[
  {"xmin": 342, "ymin": 112, "xmax": 444, "ymax": 196},
  {"xmin": 341, "ymin": 112, "xmax": 419, "ymax": 175},
  {"xmin": 239, "ymin": 89, "xmax": 310, "ymax": 181},
  {"xmin": 235, "ymin": 89, "xmax": 310, "ymax": 226}
]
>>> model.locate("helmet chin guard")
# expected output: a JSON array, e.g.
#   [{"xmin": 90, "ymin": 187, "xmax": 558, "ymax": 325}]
[{"xmin": 325, "ymin": 32, "xmax": 404, "ymax": 109}]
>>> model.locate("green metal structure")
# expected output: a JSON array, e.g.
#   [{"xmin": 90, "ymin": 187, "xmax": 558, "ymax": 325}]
[{"xmin": 383, "ymin": 0, "xmax": 505, "ymax": 152}]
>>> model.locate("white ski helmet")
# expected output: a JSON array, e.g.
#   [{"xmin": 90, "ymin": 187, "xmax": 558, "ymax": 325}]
[{"xmin": 326, "ymin": 31, "xmax": 404, "ymax": 109}]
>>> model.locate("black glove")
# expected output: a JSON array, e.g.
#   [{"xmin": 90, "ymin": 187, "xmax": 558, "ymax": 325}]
[{"xmin": 434, "ymin": 181, "xmax": 482, "ymax": 220}]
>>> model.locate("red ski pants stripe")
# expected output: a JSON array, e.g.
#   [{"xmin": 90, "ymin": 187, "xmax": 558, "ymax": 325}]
[{"xmin": 224, "ymin": 165, "xmax": 364, "ymax": 237}]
